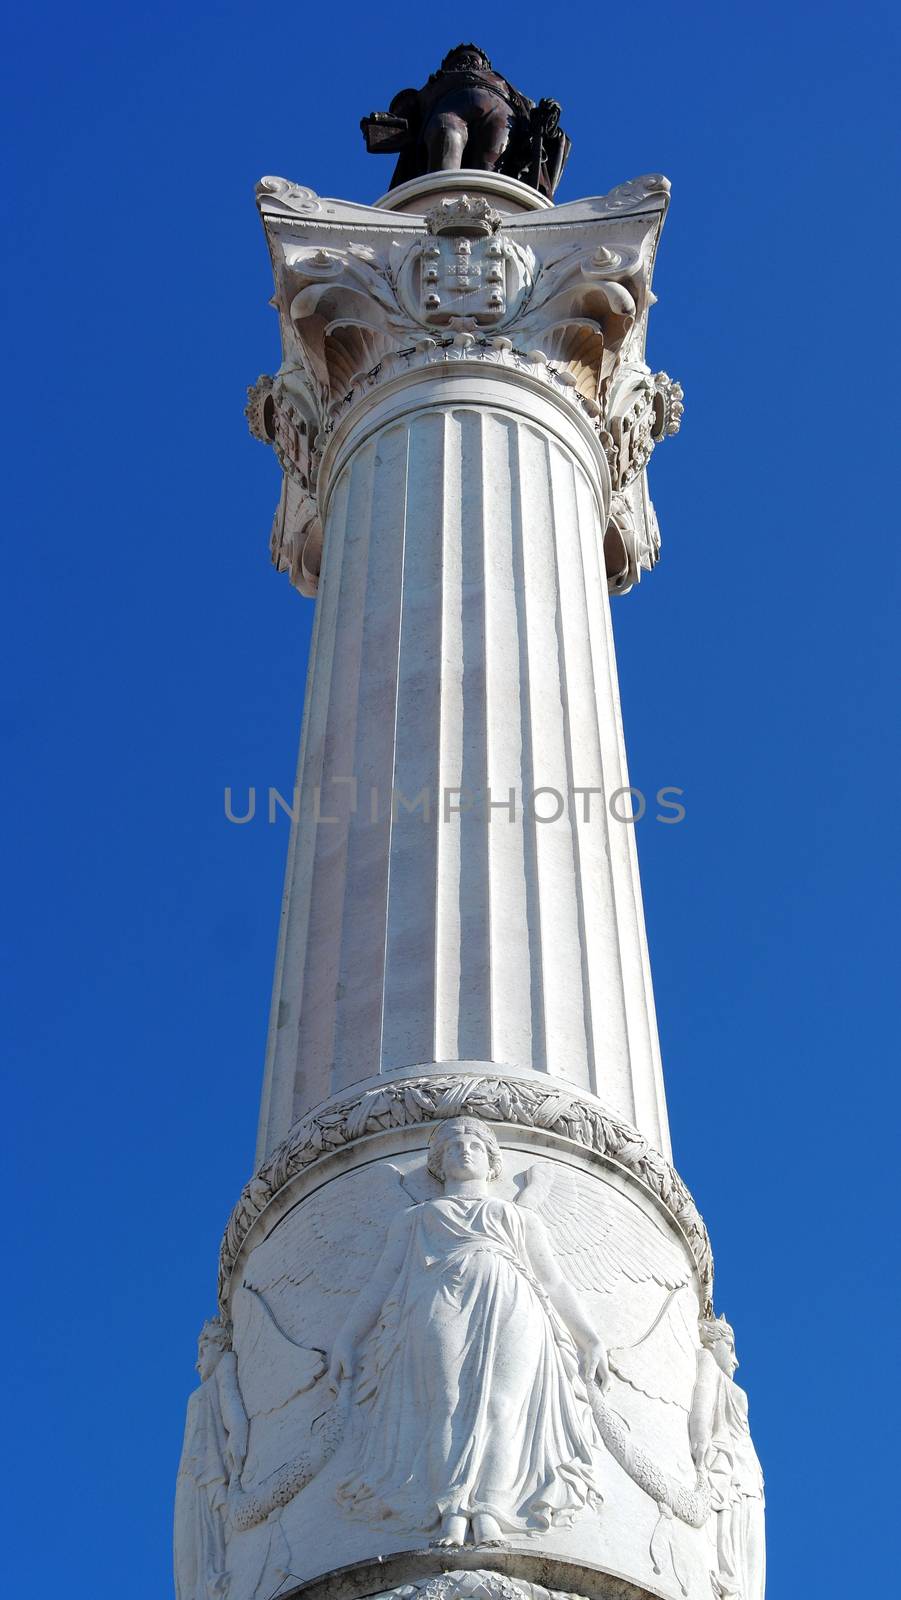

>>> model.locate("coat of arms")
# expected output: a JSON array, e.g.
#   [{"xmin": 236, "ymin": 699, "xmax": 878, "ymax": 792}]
[{"xmin": 414, "ymin": 196, "xmax": 530, "ymax": 327}]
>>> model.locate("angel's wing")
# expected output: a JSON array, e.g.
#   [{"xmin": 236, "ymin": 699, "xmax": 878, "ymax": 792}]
[
  {"xmin": 609, "ymin": 1283, "xmax": 699, "ymax": 1410},
  {"xmin": 231, "ymin": 1285, "xmax": 326, "ymax": 1419},
  {"xmin": 393, "ymin": 1160, "xmax": 441, "ymax": 1204},
  {"xmin": 235, "ymin": 1160, "xmax": 408, "ymax": 1417},
  {"xmin": 516, "ymin": 1162, "xmax": 691, "ymax": 1295}
]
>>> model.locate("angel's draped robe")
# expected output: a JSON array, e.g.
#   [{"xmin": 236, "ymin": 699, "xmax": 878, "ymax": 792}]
[
  {"xmin": 707, "ymin": 1370, "xmax": 766, "ymax": 1600},
  {"xmin": 336, "ymin": 1194, "xmax": 604, "ymax": 1533},
  {"xmin": 174, "ymin": 1372, "xmax": 229, "ymax": 1600}
]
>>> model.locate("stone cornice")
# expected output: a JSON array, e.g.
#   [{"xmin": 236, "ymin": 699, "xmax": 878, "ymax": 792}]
[
  {"xmin": 375, "ymin": 169, "xmax": 552, "ymax": 213},
  {"xmin": 218, "ymin": 1073, "xmax": 713, "ymax": 1313}
]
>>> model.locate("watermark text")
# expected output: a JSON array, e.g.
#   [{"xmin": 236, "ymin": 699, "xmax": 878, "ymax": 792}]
[{"xmin": 224, "ymin": 782, "xmax": 685, "ymax": 827}]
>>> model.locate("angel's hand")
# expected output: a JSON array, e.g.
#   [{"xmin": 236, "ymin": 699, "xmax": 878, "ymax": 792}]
[
  {"xmin": 580, "ymin": 1336, "xmax": 610, "ymax": 1392},
  {"xmin": 228, "ymin": 1422, "xmax": 249, "ymax": 1474},
  {"xmin": 326, "ymin": 1334, "xmax": 355, "ymax": 1396}
]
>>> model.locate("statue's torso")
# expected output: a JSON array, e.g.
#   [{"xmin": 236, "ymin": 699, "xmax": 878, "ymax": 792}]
[{"xmin": 417, "ymin": 71, "xmax": 523, "ymax": 123}]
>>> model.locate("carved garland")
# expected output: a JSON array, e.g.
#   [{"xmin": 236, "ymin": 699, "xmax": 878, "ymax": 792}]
[
  {"xmin": 372, "ymin": 1575, "xmax": 586, "ymax": 1600},
  {"xmin": 324, "ymin": 333, "xmax": 604, "ymax": 428},
  {"xmin": 218, "ymin": 1075, "xmax": 713, "ymax": 1311}
]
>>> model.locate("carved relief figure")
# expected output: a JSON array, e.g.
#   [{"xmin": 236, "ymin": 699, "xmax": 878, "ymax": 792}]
[
  {"xmin": 328, "ymin": 1118, "xmax": 610, "ymax": 1545},
  {"xmin": 361, "ymin": 45, "xmax": 571, "ymax": 198},
  {"xmin": 174, "ymin": 1319, "xmax": 248, "ymax": 1600},
  {"xmin": 690, "ymin": 1316, "xmax": 765, "ymax": 1600},
  {"xmin": 222, "ymin": 1113, "xmax": 711, "ymax": 1553}
]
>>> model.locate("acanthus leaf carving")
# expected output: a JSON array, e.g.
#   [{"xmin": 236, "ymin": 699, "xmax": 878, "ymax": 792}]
[
  {"xmin": 598, "ymin": 363, "xmax": 684, "ymax": 593},
  {"xmin": 591, "ymin": 173, "xmax": 672, "ymax": 215},
  {"xmin": 246, "ymin": 374, "xmax": 322, "ymax": 595},
  {"xmin": 604, "ymin": 482, "xmax": 661, "ymax": 594},
  {"xmin": 251, "ymin": 175, "xmax": 680, "ymax": 597}
]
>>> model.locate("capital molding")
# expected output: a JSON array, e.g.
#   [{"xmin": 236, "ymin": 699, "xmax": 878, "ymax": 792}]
[
  {"xmin": 316, "ymin": 348, "xmax": 614, "ymax": 530},
  {"xmin": 376, "ymin": 168, "xmax": 553, "ymax": 213},
  {"xmin": 248, "ymin": 177, "xmax": 683, "ymax": 598}
]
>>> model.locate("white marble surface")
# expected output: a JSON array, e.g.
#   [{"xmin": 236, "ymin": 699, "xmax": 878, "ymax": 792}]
[
  {"xmin": 249, "ymin": 175, "xmax": 679, "ymax": 1162},
  {"xmin": 256, "ymin": 392, "xmax": 669, "ymax": 1161},
  {"xmin": 175, "ymin": 173, "xmax": 764, "ymax": 1600},
  {"xmin": 178, "ymin": 1124, "xmax": 764, "ymax": 1600},
  {"xmin": 185, "ymin": 1128, "xmax": 722, "ymax": 1600}
]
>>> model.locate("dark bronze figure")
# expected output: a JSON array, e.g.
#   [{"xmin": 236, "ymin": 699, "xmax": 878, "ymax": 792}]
[{"xmin": 361, "ymin": 45, "xmax": 571, "ymax": 200}]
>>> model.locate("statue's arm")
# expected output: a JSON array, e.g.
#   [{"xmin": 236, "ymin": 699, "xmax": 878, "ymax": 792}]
[
  {"xmin": 688, "ymin": 1348, "xmax": 718, "ymax": 1469},
  {"xmin": 523, "ymin": 1210, "xmax": 610, "ymax": 1389},
  {"xmin": 216, "ymin": 1350, "xmax": 249, "ymax": 1477},
  {"xmin": 327, "ymin": 1208, "xmax": 413, "ymax": 1390},
  {"xmin": 388, "ymin": 87, "xmax": 421, "ymax": 127}
]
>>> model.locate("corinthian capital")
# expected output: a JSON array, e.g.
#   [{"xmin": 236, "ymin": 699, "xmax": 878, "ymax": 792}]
[{"xmin": 248, "ymin": 174, "xmax": 682, "ymax": 596}]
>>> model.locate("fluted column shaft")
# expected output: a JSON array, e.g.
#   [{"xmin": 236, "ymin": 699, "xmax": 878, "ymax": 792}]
[{"xmin": 256, "ymin": 371, "xmax": 668, "ymax": 1162}]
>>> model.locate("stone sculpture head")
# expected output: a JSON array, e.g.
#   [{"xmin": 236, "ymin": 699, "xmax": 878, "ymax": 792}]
[
  {"xmin": 427, "ymin": 1116, "xmax": 503, "ymax": 1186},
  {"xmin": 699, "ymin": 1314, "xmax": 738, "ymax": 1377},
  {"xmin": 196, "ymin": 1316, "xmax": 230, "ymax": 1380}
]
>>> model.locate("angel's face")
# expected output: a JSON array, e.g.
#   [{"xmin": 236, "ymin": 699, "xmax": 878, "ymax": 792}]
[
  {"xmin": 712, "ymin": 1338, "xmax": 738, "ymax": 1378},
  {"xmin": 197, "ymin": 1340, "xmax": 221, "ymax": 1381},
  {"xmin": 441, "ymin": 1130, "xmax": 491, "ymax": 1183}
]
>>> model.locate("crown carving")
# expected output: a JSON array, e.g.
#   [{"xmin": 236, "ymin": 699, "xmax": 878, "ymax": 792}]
[
  {"xmin": 244, "ymin": 374, "xmax": 275, "ymax": 443},
  {"xmin": 425, "ymin": 195, "xmax": 502, "ymax": 237}
]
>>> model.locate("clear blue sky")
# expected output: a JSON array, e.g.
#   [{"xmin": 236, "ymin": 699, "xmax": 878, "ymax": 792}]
[{"xmin": 3, "ymin": 3, "xmax": 899, "ymax": 1594}]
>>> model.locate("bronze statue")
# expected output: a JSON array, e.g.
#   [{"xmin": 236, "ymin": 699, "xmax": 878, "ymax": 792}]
[{"xmin": 361, "ymin": 45, "xmax": 571, "ymax": 200}]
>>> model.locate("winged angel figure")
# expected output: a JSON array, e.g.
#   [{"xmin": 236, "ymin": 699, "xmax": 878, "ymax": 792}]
[{"xmin": 229, "ymin": 1115, "xmax": 708, "ymax": 1553}]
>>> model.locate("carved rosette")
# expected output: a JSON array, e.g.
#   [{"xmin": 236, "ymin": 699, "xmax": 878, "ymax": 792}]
[{"xmin": 248, "ymin": 176, "xmax": 682, "ymax": 597}]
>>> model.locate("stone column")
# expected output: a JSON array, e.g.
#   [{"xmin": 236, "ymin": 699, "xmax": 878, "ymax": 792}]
[
  {"xmin": 249, "ymin": 177, "xmax": 682, "ymax": 1165},
  {"xmin": 258, "ymin": 374, "xmax": 671, "ymax": 1157},
  {"xmin": 175, "ymin": 170, "xmax": 764, "ymax": 1600}
]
